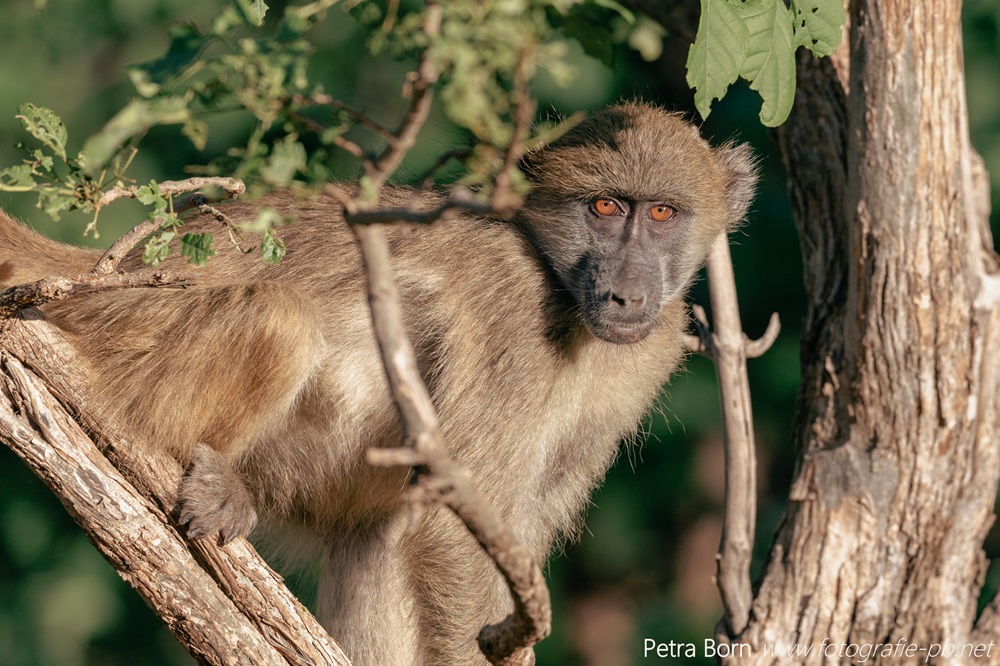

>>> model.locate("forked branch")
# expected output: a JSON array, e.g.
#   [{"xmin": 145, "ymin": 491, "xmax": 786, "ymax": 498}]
[
  {"xmin": 686, "ymin": 236, "xmax": 780, "ymax": 637},
  {"xmin": 339, "ymin": 4, "xmax": 551, "ymax": 663},
  {"xmin": 92, "ymin": 177, "xmax": 246, "ymax": 276}
]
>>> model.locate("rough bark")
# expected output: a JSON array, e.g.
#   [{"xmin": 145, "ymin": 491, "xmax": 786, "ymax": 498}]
[
  {"xmin": 0, "ymin": 313, "xmax": 351, "ymax": 666},
  {"xmin": 719, "ymin": 1, "xmax": 1000, "ymax": 663}
]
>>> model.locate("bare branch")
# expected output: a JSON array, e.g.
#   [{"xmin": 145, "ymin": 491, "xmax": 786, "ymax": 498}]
[
  {"xmin": 744, "ymin": 312, "xmax": 781, "ymax": 359},
  {"xmin": 294, "ymin": 92, "xmax": 396, "ymax": 144},
  {"xmin": 97, "ymin": 177, "xmax": 245, "ymax": 208},
  {"xmin": 0, "ymin": 271, "xmax": 194, "ymax": 319},
  {"xmin": 685, "ymin": 303, "xmax": 714, "ymax": 356},
  {"xmin": 91, "ymin": 179, "xmax": 245, "ymax": 276},
  {"xmin": 342, "ymin": 187, "xmax": 493, "ymax": 225},
  {"xmin": 418, "ymin": 148, "xmax": 471, "ymax": 190},
  {"xmin": 354, "ymin": 224, "xmax": 551, "ymax": 665},
  {"xmin": 691, "ymin": 237, "xmax": 763, "ymax": 638},
  {"xmin": 683, "ymin": 334, "xmax": 707, "ymax": 355},
  {"xmin": 363, "ymin": 4, "xmax": 442, "ymax": 194},
  {"xmin": 0, "ymin": 354, "xmax": 291, "ymax": 666},
  {"xmin": 366, "ymin": 446, "xmax": 423, "ymax": 467},
  {"xmin": 707, "ymin": 236, "xmax": 757, "ymax": 636},
  {"xmin": 91, "ymin": 220, "xmax": 162, "ymax": 276},
  {"xmin": 338, "ymin": 5, "xmax": 551, "ymax": 662},
  {"xmin": 290, "ymin": 107, "xmax": 367, "ymax": 160},
  {"xmin": 491, "ymin": 51, "xmax": 536, "ymax": 217}
]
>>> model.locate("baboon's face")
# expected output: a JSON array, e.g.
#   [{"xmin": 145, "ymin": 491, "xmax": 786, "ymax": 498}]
[
  {"xmin": 518, "ymin": 103, "xmax": 756, "ymax": 345},
  {"xmin": 564, "ymin": 194, "xmax": 686, "ymax": 344}
]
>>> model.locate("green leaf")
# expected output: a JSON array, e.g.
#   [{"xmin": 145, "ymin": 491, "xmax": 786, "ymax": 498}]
[
  {"xmin": 261, "ymin": 228, "xmax": 286, "ymax": 265},
  {"xmin": 358, "ymin": 175, "xmax": 377, "ymax": 205},
  {"xmin": 792, "ymin": 0, "xmax": 845, "ymax": 57},
  {"xmin": 627, "ymin": 17, "xmax": 666, "ymax": 62},
  {"xmin": 16, "ymin": 104, "xmax": 68, "ymax": 162},
  {"xmin": 180, "ymin": 232, "xmax": 216, "ymax": 266},
  {"xmin": 0, "ymin": 165, "xmax": 38, "ymax": 192},
  {"xmin": 135, "ymin": 181, "xmax": 163, "ymax": 205},
  {"xmin": 159, "ymin": 213, "xmax": 184, "ymax": 232},
  {"xmin": 143, "ymin": 231, "xmax": 176, "ymax": 267},
  {"xmin": 182, "ymin": 118, "xmax": 209, "ymax": 150},
  {"xmin": 737, "ymin": 0, "xmax": 797, "ymax": 126},
  {"xmin": 31, "ymin": 149, "xmax": 54, "ymax": 173},
  {"xmin": 686, "ymin": 0, "xmax": 749, "ymax": 120},
  {"xmin": 81, "ymin": 97, "xmax": 191, "ymax": 175},
  {"xmin": 36, "ymin": 186, "xmax": 77, "ymax": 221},
  {"xmin": 592, "ymin": 0, "xmax": 635, "ymax": 23},
  {"xmin": 241, "ymin": 206, "xmax": 282, "ymax": 233},
  {"xmin": 211, "ymin": 7, "xmax": 245, "ymax": 36},
  {"xmin": 553, "ymin": 3, "xmax": 619, "ymax": 66},
  {"xmin": 260, "ymin": 137, "xmax": 307, "ymax": 187},
  {"xmin": 235, "ymin": 0, "xmax": 270, "ymax": 26},
  {"xmin": 127, "ymin": 23, "xmax": 210, "ymax": 97}
]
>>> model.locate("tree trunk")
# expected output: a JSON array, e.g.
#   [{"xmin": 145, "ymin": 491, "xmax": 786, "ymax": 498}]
[{"xmin": 724, "ymin": 0, "xmax": 1000, "ymax": 663}]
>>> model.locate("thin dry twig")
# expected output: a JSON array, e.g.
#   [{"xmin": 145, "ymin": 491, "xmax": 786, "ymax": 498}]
[
  {"xmin": 338, "ymin": 187, "xmax": 493, "ymax": 225},
  {"xmin": 91, "ymin": 220, "xmax": 163, "ymax": 276},
  {"xmin": 418, "ymin": 148, "xmax": 472, "ymax": 190},
  {"xmin": 339, "ymin": 4, "xmax": 551, "ymax": 663},
  {"xmin": 291, "ymin": 107, "xmax": 367, "ymax": 161},
  {"xmin": 745, "ymin": 312, "xmax": 781, "ymax": 358},
  {"xmin": 356, "ymin": 224, "xmax": 550, "ymax": 665},
  {"xmin": 686, "ymin": 307, "xmax": 781, "ymax": 360},
  {"xmin": 491, "ymin": 51, "xmax": 536, "ymax": 217},
  {"xmin": 97, "ymin": 177, "xmax": 245, "ymax": 208},
  {"xmin": 92, "ymin": 178, "xmax": 245, "ymax": 276},
  {"xmin": 682, "ymin": 239, "xmax": 780, "ymax": 638},
  {"xmin": 294, "ymin": 92, "xmax": 396, "ymax": 144}
]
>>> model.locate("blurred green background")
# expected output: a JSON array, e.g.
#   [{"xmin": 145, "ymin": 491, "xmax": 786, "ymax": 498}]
[{"xmin": 0, "ymin": 2, "xmax": 998, "ymax": 665}]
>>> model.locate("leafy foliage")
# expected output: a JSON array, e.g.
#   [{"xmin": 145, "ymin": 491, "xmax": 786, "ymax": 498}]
[
  {"xmin": 0, "ymin": 0, "xmax": 843, "ymax": 264},
  {"xmin": 686, "ymin": 0, "xmax": 845, "ymax": 126},
  {"xmin": 0, "ymin": 0, "xmax": 600, "ymax": 262},
  {"xmin": 0, "ymin": 104, "xmax": 124, "ymax": 231}
]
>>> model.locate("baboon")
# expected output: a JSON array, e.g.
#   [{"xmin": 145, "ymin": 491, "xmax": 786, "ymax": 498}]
[{"xmin": 0, "ymin": 102, "xmax": 756, "ymax": 664}]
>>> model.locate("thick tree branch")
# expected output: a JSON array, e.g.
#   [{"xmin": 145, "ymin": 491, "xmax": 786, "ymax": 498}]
[
  {"xmin": 0, "ymin": 315, "xmax": 351, "ymax": 666},
  {"xmin": 0, "ymin": 271, "xmax": 194, "ymax": 319}
]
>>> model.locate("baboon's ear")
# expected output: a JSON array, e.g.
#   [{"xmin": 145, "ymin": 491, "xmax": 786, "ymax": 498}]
[{"xmin": 717, "ymin": 142, "xmax": 759, "ymax": 225}]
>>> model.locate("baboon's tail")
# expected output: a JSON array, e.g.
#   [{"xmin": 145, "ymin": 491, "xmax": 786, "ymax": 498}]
[{"xmin": 0, "ymin": 210, "xmax": 100, "ymax": 287}]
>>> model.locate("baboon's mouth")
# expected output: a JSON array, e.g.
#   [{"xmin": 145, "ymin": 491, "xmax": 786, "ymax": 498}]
[{"xmin": 587, "ymin": 319, "xmax": 655, "ymax": 345}]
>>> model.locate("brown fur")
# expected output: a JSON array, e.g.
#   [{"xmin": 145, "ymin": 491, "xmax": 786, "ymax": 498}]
[{"xmin": 0, "ymin": 102, "xmax": 756, "ymax": 664}]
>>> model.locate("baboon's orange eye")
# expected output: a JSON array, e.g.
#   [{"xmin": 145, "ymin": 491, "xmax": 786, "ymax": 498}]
[
  {"xmin": 593, "ymin": 198, "xmax": 620, "ymax": 216},
  {"xmin": 650, "ymin": 205, "xmax": 676, "ymax": 222}
]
